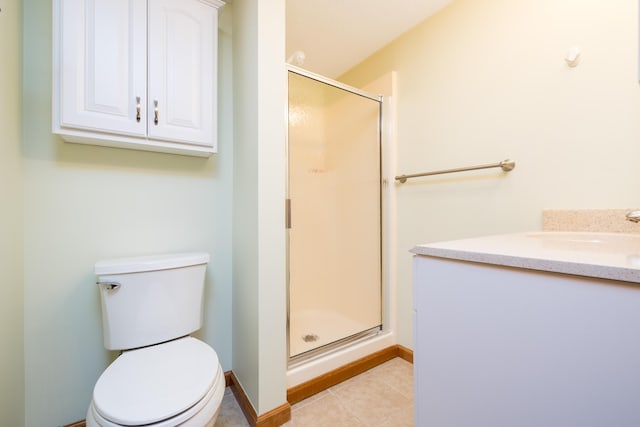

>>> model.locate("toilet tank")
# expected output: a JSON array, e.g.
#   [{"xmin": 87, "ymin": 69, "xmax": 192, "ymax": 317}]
[{"xmin": 95, "ymin": 253, "xmax": 210, "ymax": 350}]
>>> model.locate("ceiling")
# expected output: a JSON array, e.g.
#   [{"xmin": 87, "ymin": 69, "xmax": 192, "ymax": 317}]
[{"xmin": 286, "ymin": 0, "xmax": 454, "ymax": 78}]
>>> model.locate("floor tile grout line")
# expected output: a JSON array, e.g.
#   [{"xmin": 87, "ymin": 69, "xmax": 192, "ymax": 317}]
[
  {"xmin": 290, "ymin": 390, "xmax": 330, "ymax": 413},
  {"xmin": 325, "ymin": 386, "xmax": 370, "ymax": 426},
  {"xmin": 325, "ymin": 369, "xmax": 413, "ymax": 427},
  {"xmin": 374, "ymin": 375, "xmax": 414, "ymax": 401}
]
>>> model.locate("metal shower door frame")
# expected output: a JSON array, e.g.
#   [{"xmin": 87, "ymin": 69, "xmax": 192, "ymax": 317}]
[{"xmin": 285, "ymin": 64, "xmax": 384, "ymax": 364}]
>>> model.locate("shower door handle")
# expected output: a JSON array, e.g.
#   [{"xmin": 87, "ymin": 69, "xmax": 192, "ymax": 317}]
[{"xmin": 286, "ymin": 199, "xmax": 291, "ymax": 229}]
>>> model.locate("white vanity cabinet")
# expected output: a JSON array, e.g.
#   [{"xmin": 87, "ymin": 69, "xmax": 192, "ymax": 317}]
[
  {"xmin": 53, "ymin": 0, "xmax": 224, "ymax": 157},
  {"xmin": 412, "ymin": 232, "xmax": 640, "ymax": 427}
]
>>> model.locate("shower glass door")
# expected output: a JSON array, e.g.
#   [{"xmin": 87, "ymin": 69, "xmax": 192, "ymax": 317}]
[{"xmin": 287, "ymin": 68, "xmax": 382, "ymax": 360}]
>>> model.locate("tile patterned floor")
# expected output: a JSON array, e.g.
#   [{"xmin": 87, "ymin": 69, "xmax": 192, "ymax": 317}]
[{"xmin": 214, "ymin": 357, "xmax": 414, "ymax": 427}]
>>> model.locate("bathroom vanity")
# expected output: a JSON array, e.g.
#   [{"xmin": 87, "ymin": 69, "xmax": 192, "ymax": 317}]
[{"xmin": 412, "ymin": 232, "xmax": 640, "ymax": 427}]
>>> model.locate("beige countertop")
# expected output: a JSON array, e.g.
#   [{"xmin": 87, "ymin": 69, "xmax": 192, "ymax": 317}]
[{"xmin": 411, "ymin": 231, "xmax": 640, "ymax": 284}]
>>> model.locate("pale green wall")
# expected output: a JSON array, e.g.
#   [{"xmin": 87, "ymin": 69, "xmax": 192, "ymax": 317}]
[
  {"xmin": 342, "ymin": 0, "xmax": 640, "ymax": 349},
  {"xmin": 232, "ymin": 0, "xmax": 260, "ymax": 409},
  {"xmin": 0, "ymin": 1, "xmax": 25, "ymax": 426},
  {"xmin": 22, "ymin": 1, "xmax": 235, "ymax": 425},
  {"xmin": 232, "ymin": 0, "xmax": 287, "ymax": 415}
]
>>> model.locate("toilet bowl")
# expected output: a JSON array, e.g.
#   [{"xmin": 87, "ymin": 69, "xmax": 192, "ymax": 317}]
[
  {"xmin": 87, "ymin": 253, "xmax": 223, "ymax": 427},
  {"xmin": 86, "ymin": 337, "xmax": 225, "ymax": 427}
]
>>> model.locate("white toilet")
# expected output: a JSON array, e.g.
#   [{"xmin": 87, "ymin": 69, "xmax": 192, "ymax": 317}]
[{"xmin": 86, "ymin": 253, "xmax": 225, "ymax": 427}]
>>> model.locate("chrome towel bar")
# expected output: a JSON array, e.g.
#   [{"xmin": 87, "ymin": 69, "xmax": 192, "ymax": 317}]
[{"xmin": 395, "ymin": 159, "xmax": 515, "ymax": 183}]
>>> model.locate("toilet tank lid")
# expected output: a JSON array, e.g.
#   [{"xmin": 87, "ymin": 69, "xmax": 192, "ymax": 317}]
[{"xmin": 95, "ymin": 252, "xmax": 210, "ymax": 275}]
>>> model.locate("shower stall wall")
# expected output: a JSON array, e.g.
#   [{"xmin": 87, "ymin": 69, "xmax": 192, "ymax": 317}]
[{"xmin": 287, "ymin": 67, "xmax": 383, "ymax": 361}]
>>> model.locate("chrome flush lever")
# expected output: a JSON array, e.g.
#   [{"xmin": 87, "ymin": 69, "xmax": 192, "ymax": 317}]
[
  {"xmin": 154, "ymin": 100, "xmax": 159, "ymax": 125},
  {"xmin": 97, "ymin": 281, "xmax": 121, "ymax": 291},
  {"xmin": 136, "ymin": 96, "xmax": 141, "ymax": 122}
]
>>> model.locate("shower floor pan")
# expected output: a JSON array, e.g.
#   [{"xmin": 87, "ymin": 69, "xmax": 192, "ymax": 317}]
[{"xmin": 289, "ymin": 309, "xmax": 381, "ymax": 359}]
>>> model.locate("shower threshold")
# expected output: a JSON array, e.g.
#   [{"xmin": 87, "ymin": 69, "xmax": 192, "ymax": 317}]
[{"xmin": 288, "ymin": 326, "xmax": 382, "ymax": 368}]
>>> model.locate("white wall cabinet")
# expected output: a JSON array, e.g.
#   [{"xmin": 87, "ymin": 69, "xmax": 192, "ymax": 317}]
[{"xmin": 53, "ymin": 0, "xmax": 224, "ymax": 157}]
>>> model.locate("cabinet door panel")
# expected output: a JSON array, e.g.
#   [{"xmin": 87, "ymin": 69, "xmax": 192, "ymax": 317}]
[
  {"xmin": 59, "ymin": 0, "xmax": 146, "ymax": 136},
  {"xmin": 148, "ymin": 0, "xmax": 216, "ymax": 148}
]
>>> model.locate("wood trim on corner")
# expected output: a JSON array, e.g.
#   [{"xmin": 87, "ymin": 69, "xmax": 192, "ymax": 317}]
[
  {"xmin": 229, "ymin": 371, "xmax": 292, "ymax": 427},
  {"xmin": 397, "ymin": 344, "xmax": 414, "ymax": 363},
  {"xmin": 229, "ymin": 371, "xmax": 258, "ymax": 425},
  {"xmin": 286, "ymin": 344, "xmax": 413, "ymax": 405},
  {"xmin": 63, "ymin": 422, "xmax": 86, "ymax": 427},
  {"xmin": 256, "ymin": 403, "xmax": 292, "ymax": 427}
]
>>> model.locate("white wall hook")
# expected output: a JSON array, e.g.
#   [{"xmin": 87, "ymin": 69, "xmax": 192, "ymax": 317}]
[{"xmin": 565, "ymin": 46, "xmax": 581, "ymax": 67}]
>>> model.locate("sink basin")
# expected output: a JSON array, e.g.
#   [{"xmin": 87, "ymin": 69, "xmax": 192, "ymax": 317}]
[{"xmin": 525, "ymin": 232, "xmax": 640, "ymax": 253}]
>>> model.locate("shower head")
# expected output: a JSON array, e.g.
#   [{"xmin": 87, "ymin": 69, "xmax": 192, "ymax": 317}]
[{"xmin": 287, "ymin": 50, "xmax": 306, "ymax": 66}]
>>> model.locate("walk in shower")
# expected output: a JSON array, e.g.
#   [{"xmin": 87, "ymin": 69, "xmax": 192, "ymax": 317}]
[{"xmin": 287, "ymin": 66, "xmax": 383, "ymax": 363}]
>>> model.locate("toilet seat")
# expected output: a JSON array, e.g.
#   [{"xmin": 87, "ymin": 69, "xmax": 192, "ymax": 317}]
[
  {"xmin": 88, "ymin": 373, "xmax": 224, "ymax": 427},
  {"xmin": 91, "ymin": 337, "xmax": 222, "ymax": 426}
]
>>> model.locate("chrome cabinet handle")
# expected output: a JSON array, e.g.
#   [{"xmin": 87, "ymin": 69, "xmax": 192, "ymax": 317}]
[
  {"xmin": 136, "ymin": 96, "xmax": 141, "ymax": 122},
  {"xmin": 154, "ymin": 100, "xmax": 159, "ymax": 125}
]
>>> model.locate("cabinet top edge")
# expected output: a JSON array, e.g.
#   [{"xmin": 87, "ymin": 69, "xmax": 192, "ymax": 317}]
[
  {"xmin": 412, "ymin": 231, "xmax": 640, "ymax": 284},
  {"xmin": 200, "ymin": 0, "xmax": 226, "ymax": 9}
]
